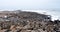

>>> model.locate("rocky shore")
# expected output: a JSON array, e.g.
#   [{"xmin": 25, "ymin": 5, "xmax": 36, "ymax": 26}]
[{"xmin": 0, "ymin": 11, "xmax": 60, "ymax": 32}]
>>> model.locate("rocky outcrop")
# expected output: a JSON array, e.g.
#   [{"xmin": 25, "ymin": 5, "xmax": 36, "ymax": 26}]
[{"xmin": 0, "ymin": 11, "xmax": 60, "ymax": 32}]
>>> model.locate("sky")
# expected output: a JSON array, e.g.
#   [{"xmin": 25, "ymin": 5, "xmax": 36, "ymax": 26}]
[
  {"xmin": 0, "ymin": 0, "xmax": 60, "ymax": 10},
  {"xmin": 0, "ymin": 0, "xmax": 60, "ymax": 20}
]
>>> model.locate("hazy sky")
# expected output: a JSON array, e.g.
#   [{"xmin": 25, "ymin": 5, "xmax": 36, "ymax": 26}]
[
  {"xmin": 0, "ymin": 0, "xmax": 60, "ymax": 10},
  {"xmin": 0, "ymin": 0, "xmax": 60, "ymax": 20}
]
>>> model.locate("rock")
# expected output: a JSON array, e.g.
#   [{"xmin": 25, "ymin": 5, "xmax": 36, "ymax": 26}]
[{"xmin": 0, "ymin": 10, "xmax": 59, "ymax": 32}]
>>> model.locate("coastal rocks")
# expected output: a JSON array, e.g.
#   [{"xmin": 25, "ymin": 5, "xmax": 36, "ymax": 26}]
[{"xmin": 0, "ymin": 11, "xmax": 60, "ymax": 32}]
